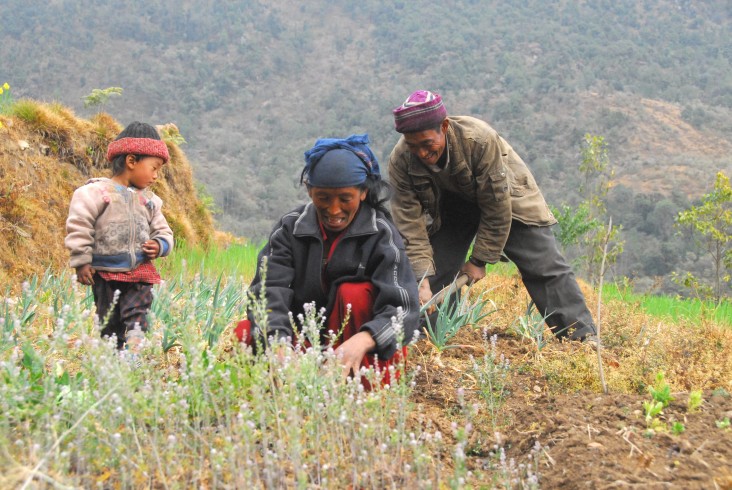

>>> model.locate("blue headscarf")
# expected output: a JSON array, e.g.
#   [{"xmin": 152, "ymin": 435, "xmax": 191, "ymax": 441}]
[{"xmin": 302, "ymin": 134, "xmax": 381, "ymax": 187}]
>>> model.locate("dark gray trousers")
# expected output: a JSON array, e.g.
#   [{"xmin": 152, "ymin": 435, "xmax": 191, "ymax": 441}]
[
  {"xmin": 93, "ymin": 274, "xmax": 153, "ymax": 349},
  {"xmin": 428, "ymin": 191, "xmax": 596, "ymax": 339}
]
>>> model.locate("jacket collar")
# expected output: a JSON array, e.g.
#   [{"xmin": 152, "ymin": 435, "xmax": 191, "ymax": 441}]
[{"xmin": 293, "ymin": 202, "xmax": 379, "ymax": 239}]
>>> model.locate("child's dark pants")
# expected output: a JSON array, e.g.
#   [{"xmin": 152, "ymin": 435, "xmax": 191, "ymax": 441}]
[{"xmin": 92, "ymin": 274, "xmax": 153, "ymax": 349}]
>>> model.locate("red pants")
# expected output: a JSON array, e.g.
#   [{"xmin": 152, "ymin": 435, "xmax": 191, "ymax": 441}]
[{"xmin": 235, "ymin": 282, "xmax": 407, "ymax": 389}]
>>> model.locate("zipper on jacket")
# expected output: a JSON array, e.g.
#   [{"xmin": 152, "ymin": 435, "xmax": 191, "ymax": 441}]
[{"xmin": 128, "ymin": 188, "xmax": 138, "ymax": 269}]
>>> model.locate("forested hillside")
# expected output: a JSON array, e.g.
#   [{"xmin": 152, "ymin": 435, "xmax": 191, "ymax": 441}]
[{"xmin": 1, "ymin": 0, "xmax": 731, "ymax": 293}]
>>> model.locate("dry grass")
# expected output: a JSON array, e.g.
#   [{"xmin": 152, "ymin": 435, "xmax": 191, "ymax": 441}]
[{"xmin": 465, "ymin": 274, "xmax": 732, "ymax": 397}]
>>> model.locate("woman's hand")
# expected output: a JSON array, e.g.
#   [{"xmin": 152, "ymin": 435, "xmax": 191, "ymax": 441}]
[
  {"xmin": 75, "ymin": 264, "xmax": 96, "ymax": 285},
  {"xmin": 142, "ymin": 240, "xmax": 161, "ymax": 259},
  {"xmin": 334, "ymin": 331, "xmax": 376, "ymax": 379}
]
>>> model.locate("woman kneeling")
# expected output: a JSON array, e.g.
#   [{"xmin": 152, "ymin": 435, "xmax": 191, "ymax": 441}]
[{"xmin": 236, "ymin": 135, "xmax": 419, "ymax": 387}]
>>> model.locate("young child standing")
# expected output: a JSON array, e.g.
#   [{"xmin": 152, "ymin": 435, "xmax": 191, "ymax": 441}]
[{"xmin": 65, "ymin": 121, "xmax": 174, "ymax": 348}]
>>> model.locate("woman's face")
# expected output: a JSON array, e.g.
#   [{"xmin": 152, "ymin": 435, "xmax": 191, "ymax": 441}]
[{"xmin": 308, "ymin": 186, "xmax": 368, "ymax": 233}]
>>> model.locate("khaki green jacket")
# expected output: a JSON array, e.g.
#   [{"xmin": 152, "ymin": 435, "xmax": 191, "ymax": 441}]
[{"xmin": 387, "ymin": 116, "xmax": 556, "ymax": 278}]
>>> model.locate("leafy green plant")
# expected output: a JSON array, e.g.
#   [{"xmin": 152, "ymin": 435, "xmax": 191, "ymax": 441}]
[
  {"xmin": 421, "ymin": 284, "xmax": 495, "ymax": 351},
  {"xmin": 671, "ymin": 421, "xmax": 685, "ymax": 435},
  {"xmin": 509, "ymin": 301, "xmax": 555, "ymax": 351},
  {"xmin": 648, "ymin": 371, "xmax": 674, "ymax": 407},
  {"xmin": 551, "ymin": 202, "xmax": 599, "ymax": 264},
  {"xmin": 160, "ymin": 323, "xmax": 181, "ymax": 353},
  {"xmin": 716, "ymin": 417, "xmax": 730, "ymax": 429},
  {"xmin": 9, "ymin": 99, "xmax": 41, "ymax": 124},
  {"xmin": 158, "ymin": 123, "xmax": 187, "ymax": 145},
  {"xmin": 150, "ymin": 268, "xmax": 248, "ymax": 349},
  {"xmin": 82, "ymin": 86, "xmax": 123, "ymax": 112},
  {"xmin": 642, "ymin": 372, "xmax": 675, "ymax": 434},
  {"xmin": 196, "ymin": 183, "xmax": 222, "ymax": 215},
  {"xmin": 675, "ymin": 171, "xmax": 732, "ymax": 304},
  {"xmin": 687, "ymin": 390, "xmax": 703, "ymax": 412},
  {"xmin": 553, "ymin": 134, "xmax": 624, "ymax": 285},
  {"xmin": 643, "ymin": 400, "xmax": 664, "ymax": 424},
  {"xmin": 712, "ymin": 387, "xmax": 730, "ymax": 398}
]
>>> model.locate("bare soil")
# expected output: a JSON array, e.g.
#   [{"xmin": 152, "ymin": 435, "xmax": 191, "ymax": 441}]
[{"xmin": 410, "ymin": 329, "xmax": 732, "ymax": 489}]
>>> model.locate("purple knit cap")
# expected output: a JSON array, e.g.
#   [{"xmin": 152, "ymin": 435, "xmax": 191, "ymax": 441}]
[{"xmin": 392, "ymin": 90, "xmax": 447, "ymax": 133}]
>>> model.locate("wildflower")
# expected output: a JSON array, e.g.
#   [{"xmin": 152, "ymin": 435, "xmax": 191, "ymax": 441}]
[
  {"xmin": 2, "ymin": 83, "xmax": 8, "ymax": 90},
  {"xmin": 454, "ymin": 443, "xmax": 465, "ymax": 459}
]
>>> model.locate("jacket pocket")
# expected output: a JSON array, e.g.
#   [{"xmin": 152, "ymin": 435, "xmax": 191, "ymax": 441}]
[
  {"xmin": 487, "ymin": 167, "xmax": 509, "ymax": 202},
  {"xmin": 412, "ymin": 179, "xmax": 436, "ymax": 213},
  {"xmin": 509, "ymin": 174, "xmax": 530, "ymax": 197}
]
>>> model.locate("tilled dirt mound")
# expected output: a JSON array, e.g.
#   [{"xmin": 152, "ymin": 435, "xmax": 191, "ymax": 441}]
[{"xmin": 410, "ymin": 329, "xmax": 732, "ymax": 489}]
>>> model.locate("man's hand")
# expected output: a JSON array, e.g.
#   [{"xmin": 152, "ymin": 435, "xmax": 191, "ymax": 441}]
[
  {"xmin": 460, "ymin": 260, "xmax": 486, "ymax": 283},
  {"xmin": 334, "ymin": 331, "xmax": 376, "ymax": 379},
  {"xmin": 75, "ymin": 264, "xmax": 96, "ymax": 286},
  {"xmin": 142, "ymin": 240, "xmax": 161, "ymax": 259},
  {"xmin": 418, "ymin": 279, "xmax": 436, "ymax": 313}
]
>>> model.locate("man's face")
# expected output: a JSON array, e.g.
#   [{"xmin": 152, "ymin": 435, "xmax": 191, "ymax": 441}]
[{"xmin": 403, "ymin": 120, "xmax": 448, "ymax": 167}]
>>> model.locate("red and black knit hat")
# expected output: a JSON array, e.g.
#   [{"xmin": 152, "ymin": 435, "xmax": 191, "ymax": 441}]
[
  {"xmin": 107, "ymin": 137, "xmax": 169, "ymax": 164},
  {"xmin": 107, "ymin": 121, "xmax": 170, "ymax": 163},
  {"xmin": 392, "ymin": 90, "xmax": 447, "ymax": 134}
]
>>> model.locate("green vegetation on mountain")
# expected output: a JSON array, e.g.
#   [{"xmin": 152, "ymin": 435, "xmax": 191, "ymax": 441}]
[{"xmin": 1, "ymin": 0, "xmax": 731, "ymax": 295}]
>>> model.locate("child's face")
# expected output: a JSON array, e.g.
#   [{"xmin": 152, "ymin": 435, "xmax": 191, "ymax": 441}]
[{"xmin": 129, "ymin": 156, "xmax": 165, "ymax": 189}]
